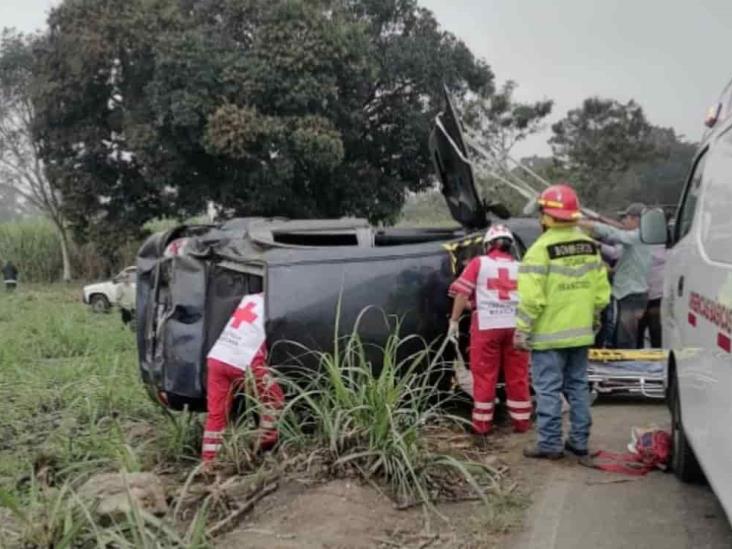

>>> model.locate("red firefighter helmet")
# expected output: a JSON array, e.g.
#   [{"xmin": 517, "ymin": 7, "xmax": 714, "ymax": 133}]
[{"xmin": 537, "ymin": 183, "xmax": 581, "ymax": 221}]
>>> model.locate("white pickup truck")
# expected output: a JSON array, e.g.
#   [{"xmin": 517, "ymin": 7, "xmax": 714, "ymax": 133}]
[{"xmin": 82, "ymin": 266, "xmax": 137, "ymax": 313}]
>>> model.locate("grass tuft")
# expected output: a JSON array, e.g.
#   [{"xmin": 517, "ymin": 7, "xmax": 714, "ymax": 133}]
[{"xmin": 269, "ymin": 309, "xmax": 500, "ymax": 507}]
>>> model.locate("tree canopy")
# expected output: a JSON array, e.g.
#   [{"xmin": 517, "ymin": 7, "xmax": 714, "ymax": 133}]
[
  {"xmin": 548, "ymin": 97, "xmax": 695, "ymax": 212},
  {"xmin": 549, "ymin": 97, "xmax": 657, "ymax": 178},
  {"xmin": 32, "ymin": 0, "xmax": 493, "ymax": 249}
]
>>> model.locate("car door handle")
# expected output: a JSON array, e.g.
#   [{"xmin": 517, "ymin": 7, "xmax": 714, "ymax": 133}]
[{"xmin": 677, "ymin": 276, "xmax": 684, "ymax": 297}]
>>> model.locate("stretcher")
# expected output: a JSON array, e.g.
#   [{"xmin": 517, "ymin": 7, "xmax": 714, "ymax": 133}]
[{"xmin": 587, "ymin": 348, "xmax": 667, "ymax": 400}]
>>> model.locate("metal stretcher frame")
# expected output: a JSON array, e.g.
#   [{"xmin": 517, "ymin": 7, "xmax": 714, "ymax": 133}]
[{"xmin": 587, "ymin": 349, "xmax": 668, "ymax": 401}]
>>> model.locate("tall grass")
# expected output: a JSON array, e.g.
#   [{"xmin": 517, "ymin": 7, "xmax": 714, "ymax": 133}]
[
  {"xmin": 1, "ymin": 286, "xmax": 506, "ymax": 546},
  {"xmin": 0, "ymin": 285, "xmax": 208, "ymax": 546},
  {"xmin": 0, "ymin": 216, "xmax": 210, "ymax": 283},
  {"xmin": 0, "ymin": 474, "xmax": 211, "ymax": 548},
  {"xmin": 0, "ymin": 219, "xmax": 64, "ymax": 283},
  {"xmin": 267, "ymin": 311, "xmax": 499, "ymax": 507},
  {"xmin": 0, "ymin": 286, "xmax": 200, "ymax": 489}
]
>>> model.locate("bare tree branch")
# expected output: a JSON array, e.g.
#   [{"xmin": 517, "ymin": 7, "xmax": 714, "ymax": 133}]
[{"xmin": 0, "ymin": 28, "xmax": 72, "ymax": 280}]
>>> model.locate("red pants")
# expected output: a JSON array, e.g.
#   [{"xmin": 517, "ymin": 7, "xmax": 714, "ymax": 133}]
[
  {"xmin": 470, "ymin": 325, "xmax": 531, "ymax": 434},
  {"xmin": 202, "ymin": 356, "xmax": 285, "ymax": 462}
]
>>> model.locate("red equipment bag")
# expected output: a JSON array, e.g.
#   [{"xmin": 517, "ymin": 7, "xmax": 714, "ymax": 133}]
[{"xmin": 593, "ymin": 427, "xmax": 671, "ymax": 476}]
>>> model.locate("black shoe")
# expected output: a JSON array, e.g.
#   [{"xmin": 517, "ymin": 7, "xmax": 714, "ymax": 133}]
[
  {"xmin": 564, "ymin": 442, "xmax": 595, "ymax": 467},
  {"xmin": 564, "ymin": 441, "xmax": 589, "ymax": 457},
  {"xmin": 523, "ymin": 445, "xmax": 564, "ymax": 460}
]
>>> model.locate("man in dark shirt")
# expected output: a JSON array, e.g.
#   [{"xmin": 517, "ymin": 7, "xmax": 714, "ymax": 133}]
[{"xmin": 3, "ymin": 261, "xmax": 18, "ymax": 292}]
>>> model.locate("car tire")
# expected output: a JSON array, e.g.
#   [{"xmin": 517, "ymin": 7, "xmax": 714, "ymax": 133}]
[
  {"xmin": 90, "ymin": 294, "xmax": 111, "ymax": 313},
  {"xmin": 671, "ymin": 375, "xmax": 703, "ymax": 483}
]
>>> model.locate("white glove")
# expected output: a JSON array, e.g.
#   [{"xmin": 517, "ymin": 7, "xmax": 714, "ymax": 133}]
[
  {"xmin": 447, "ymin": 319, "xmax": 460, "ymax": 341},
  {"xmin": 513, "ymin": 330, "xmax": 531, "ymax": 351}
]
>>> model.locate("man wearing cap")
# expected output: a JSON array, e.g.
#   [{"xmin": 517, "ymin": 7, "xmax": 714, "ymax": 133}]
[{"xmin": 580, "ymin": 203, "xmax": 652, "ymax": 349}]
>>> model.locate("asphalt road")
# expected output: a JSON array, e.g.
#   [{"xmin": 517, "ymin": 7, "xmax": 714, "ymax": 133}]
[{"xmin": 509, "ymin": 401, "xmax": 732, "ymax": 549}]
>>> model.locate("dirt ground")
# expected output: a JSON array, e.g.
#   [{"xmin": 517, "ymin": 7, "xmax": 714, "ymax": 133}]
[
  {"xmin": 216, "ymin": 401, "xmax": 732, "ymax": 549},
  {"xmin": 217, "ymin": 425, "xmax": 532, "ymax": 549}
]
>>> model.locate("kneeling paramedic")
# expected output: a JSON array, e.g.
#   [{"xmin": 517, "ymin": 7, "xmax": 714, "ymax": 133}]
[
  {"xmin": 448, "ymin": 225, "xmax": 531, "ymax": 435},
  {"xmin": 201, "ymin": 293, "xmax": 285, "ymax": 464},
  {"xmin": 516, "ymin": 184, "xmax": 610, "ymax": 460}
]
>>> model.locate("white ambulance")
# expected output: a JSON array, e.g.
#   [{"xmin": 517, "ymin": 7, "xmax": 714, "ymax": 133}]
[{"xmin": 658, "ymin": 79, "xmax": 732, "ymax": 522}]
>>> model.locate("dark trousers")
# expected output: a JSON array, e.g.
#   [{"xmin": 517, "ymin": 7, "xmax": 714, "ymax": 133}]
[
  {"xmin": 5, "ymin": 281, "xmax": 16, "ymax": 292},
  {"xmin": 615, "ymin": 293, "xmax": 649, "ymax": 349},
  {"xmin": 594, "ymin": 298, "xmax": 616, "ymax": 348},
  {"xmin": 637, "ymin": 298, "xmax": 662, "ymax": 348}
]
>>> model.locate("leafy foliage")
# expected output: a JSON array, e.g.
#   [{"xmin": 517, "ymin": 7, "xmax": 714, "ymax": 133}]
[
  {"xmin": 463, "ymin": 81, "xmax": 553, "ymax": 159},
  {"xmin": 33, "ymin": 0, "xmax": 493, "ymax": 253},
  {"xmin": 548, "ymin": 97, "xmax": 696, "ymax": 212},
  {"xmin": 550, "ymin": 97, "xmax": 657, "ymax": 179}
]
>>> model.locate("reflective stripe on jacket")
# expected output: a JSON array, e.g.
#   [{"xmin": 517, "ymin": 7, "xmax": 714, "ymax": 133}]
[{"xmin": 516, "ymin": 226, "xmax": 611, "ymax": 350}]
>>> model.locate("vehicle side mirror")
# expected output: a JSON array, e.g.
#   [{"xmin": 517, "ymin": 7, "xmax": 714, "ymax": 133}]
[{"xmin": 640, "ymin": 208, "xmax": 667, "ymax": 245}]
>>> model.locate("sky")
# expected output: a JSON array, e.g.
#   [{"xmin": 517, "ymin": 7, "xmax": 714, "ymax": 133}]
[
  {"xmin": 419, "ymin": 0, "xmax": 732, "ymax": 156},
  {"xmin": 3, "ymin": 0, "xmax": 731, "ymax": 157}
]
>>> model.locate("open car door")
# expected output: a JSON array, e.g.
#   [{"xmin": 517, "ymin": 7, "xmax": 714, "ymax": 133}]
[{"xmin": 429, "ymin": 87, "xmax": 487, "ymax": 230}]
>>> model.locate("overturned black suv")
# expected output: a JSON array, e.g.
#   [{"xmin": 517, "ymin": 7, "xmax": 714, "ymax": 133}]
[{"xmin": 136, "ymin": 96, "xmax": 541, "ymax": 411}]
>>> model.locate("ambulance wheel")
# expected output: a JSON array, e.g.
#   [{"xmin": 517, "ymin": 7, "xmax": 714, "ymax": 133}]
[{"xmin": 671, "ymin": 377, "xmax": 703, "ymax": 483}]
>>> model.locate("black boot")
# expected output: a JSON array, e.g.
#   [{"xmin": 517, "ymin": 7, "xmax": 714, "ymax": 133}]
[
  {"xmin": 523, "ymin": 445, "xmax": 564, "ymax": 460},
  {"xmin": 564, "ymin": 441, "xmax": 588, "ymax": 457},
  {"xmin": 565, "ymin": 442, "xmax": 594, "ymax": 467}
]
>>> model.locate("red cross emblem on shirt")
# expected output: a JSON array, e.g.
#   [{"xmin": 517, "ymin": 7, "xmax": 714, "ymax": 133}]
[
  {"xmin": 231, "ymin": 301, "xmax": 258, "ymax": 329},
  {"xmin": 487, "ymin": 268, "xmax": 517, "ymax": 301}
]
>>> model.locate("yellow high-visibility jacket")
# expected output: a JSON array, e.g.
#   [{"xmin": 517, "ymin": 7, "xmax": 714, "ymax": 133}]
[{"xmin": 516, "ymin": 226, "xmax": 611, "ymax": 350}]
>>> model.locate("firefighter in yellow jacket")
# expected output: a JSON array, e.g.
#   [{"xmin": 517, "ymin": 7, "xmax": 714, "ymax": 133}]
[{"xmin": 515, "ymin": 183, "xmax": 610, "ymax": 461}]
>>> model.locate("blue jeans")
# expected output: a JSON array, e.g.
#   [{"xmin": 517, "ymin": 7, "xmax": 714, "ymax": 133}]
[{"xmin": 531, "ymin": 347, "xmax": 591, "ymax": 453}]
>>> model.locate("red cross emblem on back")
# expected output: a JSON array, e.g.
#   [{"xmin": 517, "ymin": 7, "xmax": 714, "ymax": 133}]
[
  {"xmin": 487, "ymin": 267, "xmax": 517, "ymax": 301},
  {"xmin": 231, "ymin": 301, "xmax": 258, "ymax": 329}
]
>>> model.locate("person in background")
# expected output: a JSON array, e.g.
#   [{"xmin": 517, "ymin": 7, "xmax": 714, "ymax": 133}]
[
  {"xmin": 637, "ymin": 245, "xmax": 666, "ymax": 348},
  {"xmin": 117, "ymin": 270, "xmax": 136, "ymax": 328},
  {"xmin": 581, "ymin": 203, "xmax": 652, "ymax": 349},
  {"xmin": 3, "ymin": 260, "xmax": 18, "ymax": 292},
  {"xmin": 516, "ymin": 183, "xmax": 610, "ymax": 461},
  {"xmin": 448, "ymin": 224, "xmax": 531, "ymax": 436}
]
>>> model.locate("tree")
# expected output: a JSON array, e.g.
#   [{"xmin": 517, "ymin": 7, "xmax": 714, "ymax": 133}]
[
  {"xmin": 460, "ymin": 81, "xmax": 553, "ymax": 214},
  {"xmin": 549, "ymin": 97, "xmax": 659, "ymax": 209},
  {"xmin": 550, "ymin": 97, "xmax": 657, "ymax": 176},
  {"xmin": 462, "ymin": 81, "xmax": 553, "ymax": 161},
  {"xmin": 33, "ymin": 0, "xmax": 493, "ymax": 251},
  {"xmin": 612, "ymin": 127, "xmax": 697, "ymax": 208},
  {"xmin": 0, "ymin": 29, "xmax": 72, "ymax": 280}
]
